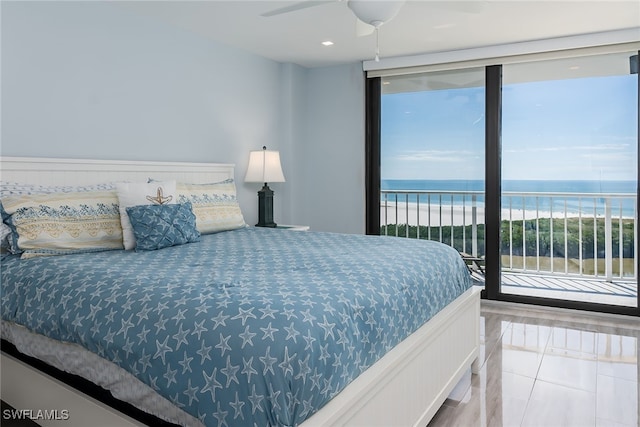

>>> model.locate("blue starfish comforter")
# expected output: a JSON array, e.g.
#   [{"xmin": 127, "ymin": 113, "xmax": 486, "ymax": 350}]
[{"xmin": 1, "ymin": 227, "xmax": 471, "ymax": 426}]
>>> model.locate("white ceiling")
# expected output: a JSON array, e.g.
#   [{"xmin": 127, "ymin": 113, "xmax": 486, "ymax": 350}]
[{"xmin": 119, "ymin": 1, "xmax": 640, "ymax": 68}]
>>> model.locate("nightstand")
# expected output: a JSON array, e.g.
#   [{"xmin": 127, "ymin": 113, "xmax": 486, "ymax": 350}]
[{"xmin": 275, "ymin": 225, "xmax": 310, "ymax": 231}]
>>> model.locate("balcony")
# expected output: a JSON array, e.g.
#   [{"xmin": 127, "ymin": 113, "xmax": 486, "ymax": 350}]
[{"xmin": 380, "ymin": 189, "xmax": 637, "ymax": 307}]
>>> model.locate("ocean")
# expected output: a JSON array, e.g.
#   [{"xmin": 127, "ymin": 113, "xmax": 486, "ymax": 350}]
[
  {"xmin": 382, "ymin": 179, "xmax": 636, "ymax": 193},
  {"xmin": 381, "ymin": 180, "xmax": 637, "ymax": 217}
]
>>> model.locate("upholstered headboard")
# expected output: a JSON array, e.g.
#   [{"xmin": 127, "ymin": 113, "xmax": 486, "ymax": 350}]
[{"xmin": 0, "ymin": 157, "xmax": 236, "ymax": 186}]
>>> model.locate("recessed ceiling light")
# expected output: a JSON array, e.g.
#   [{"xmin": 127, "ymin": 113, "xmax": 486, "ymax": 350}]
[
  {"xmin": 569, "ymin": 66, "xmax": 580, "ymax": 70},
  {"xmin": 321, "ymin": 41, "xmax": 334, "ymax": 46}
]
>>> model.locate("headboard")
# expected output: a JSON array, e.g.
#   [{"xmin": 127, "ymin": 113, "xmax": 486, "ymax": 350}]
[{"xmin": 0, "ymin": 157, "xmax": 236, "ymax": 186}]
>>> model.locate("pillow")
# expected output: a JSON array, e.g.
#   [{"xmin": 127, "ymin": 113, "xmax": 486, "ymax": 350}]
[
  {"xmin": 116, "ymin": 181, "xmax": 176, "ymax": 250},
  {"xmin": 0, "ymin": 181, "xmax": 117, "ymax": 198},
  {"xmin": 126, "ymin": 203, "xmax": 200, "ymax": 251},
  {"xmin": 0, "ymin": 190, "xmax": 123, "ymax": 259},
  {"xmin": 176, "ymin": 180, "xmax": 246, "ymax": 234},
  {"xmin": 1, "ymin": 205, "xmax": 14, "ymax": 253},
  {"xmin": 1, "ymin": 181, "xmax": 118, "ymax": 254},
  {"xmin": 0, "ymin": 222, "xmax": 11, "ymax": 254}
]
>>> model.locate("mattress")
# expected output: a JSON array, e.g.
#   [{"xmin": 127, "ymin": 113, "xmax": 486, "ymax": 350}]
[{"xmin": 1, "ymin": 227, "xmax": 472, "ymax": 426}]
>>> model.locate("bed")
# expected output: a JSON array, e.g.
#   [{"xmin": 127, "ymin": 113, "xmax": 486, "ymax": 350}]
[{"xmin": 0, "ymin": 157, "xmax": 480, "ymax": 427}]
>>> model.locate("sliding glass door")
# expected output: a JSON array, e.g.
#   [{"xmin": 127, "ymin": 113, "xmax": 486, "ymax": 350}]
[
  {"xmin": 366, "ymin": 47, "xmax": 640, "ymax": 315},
  {"xmin": 500, "ymin": 52, "xmax": 638, "ymax": 308},
  {"xmin": 379, "ymin": 68, "xmax": 486, "ymax": 285}
]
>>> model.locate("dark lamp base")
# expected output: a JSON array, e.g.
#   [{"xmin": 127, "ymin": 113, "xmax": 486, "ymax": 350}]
[
  {"xmin": 255, "ymin": 222, "xmax": 277, "ymax": 228},
  {"xmin": 256, "ymin": 183, "xmax": 277, "ymax": 228}
]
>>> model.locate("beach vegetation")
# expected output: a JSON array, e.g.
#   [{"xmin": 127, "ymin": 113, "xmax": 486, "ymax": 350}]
[{"xmin": 380, "ymin": 217, "xmax": 635, "ymax": 261}]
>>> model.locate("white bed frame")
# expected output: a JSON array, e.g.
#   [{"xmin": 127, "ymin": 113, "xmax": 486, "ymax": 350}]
[{"xmin": 0, "ymin": 157, "xmax": 481, "ymax": 427}]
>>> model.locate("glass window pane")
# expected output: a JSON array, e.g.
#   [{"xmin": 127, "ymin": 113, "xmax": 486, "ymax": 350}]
[
  {"xmin": 501, "ymin": 52, "xmax": 638, "ymax": 307},
  {"xmin": 380, "ymin": 68, "xmax": 486, "ymax": 284}
]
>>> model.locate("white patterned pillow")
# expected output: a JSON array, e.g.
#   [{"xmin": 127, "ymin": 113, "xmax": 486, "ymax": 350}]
[
  {"xmin": 1, "ymin": 191, "xmax": 123, "ymax": 259},
  {"xmin": 116, "ymin": 181, "xmax": 177, "ymax": 250},
  {"xmin": 1, "ymin": 181, "xmax": 118, "ymax": 254},
  {"xmin": 176, "ymin": 180, "xmax": 246, "ymax": 234}
]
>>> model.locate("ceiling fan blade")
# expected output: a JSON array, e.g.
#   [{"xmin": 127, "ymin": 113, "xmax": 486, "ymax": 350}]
[
  {"xmin": 261, "ymin": 1, "xmax": 337, "ymax": 17},
  {"xmin": 356, "ymin": 17, "xmax": 374, "ymax": 37}
]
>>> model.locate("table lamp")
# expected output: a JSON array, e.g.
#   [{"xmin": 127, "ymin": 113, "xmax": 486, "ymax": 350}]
[{"xmin": 244, "ymin": 146, "xmax": 285, "ymax": 227}]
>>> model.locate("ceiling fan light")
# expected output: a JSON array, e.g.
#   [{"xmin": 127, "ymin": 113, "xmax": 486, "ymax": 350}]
[{"xmin": 347, "ymin": 0, "xmax": 405, "ymax": 26}]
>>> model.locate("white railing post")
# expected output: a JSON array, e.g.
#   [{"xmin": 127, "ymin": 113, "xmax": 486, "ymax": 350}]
[
  {"xmin": 635, "ymin": 196, "xmax": 638, "ymax": 280},
  {"xmin": 472, "ymin": 194, "xmax": 478, "ymax": 257},
  {"xmin": 605, "ymin": 197, "xmax": 613, "ymax": 282},
  {"xmin": 379, "ymin": 189, "xmax": 636, "ymax": 282}
]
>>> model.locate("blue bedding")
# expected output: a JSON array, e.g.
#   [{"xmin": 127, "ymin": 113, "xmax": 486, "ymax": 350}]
[{"xmin": 1, "ymin": 227, "xmax": 471, "ymax": 426}]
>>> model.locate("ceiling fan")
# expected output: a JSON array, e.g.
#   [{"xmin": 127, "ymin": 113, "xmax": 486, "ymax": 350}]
[
  {"xmin": 262, "ymin": 0, "xmax": 404, "ymax": 24},
  {"xmin": 262, "ymin": 0, "xmax": 406, "ymax": 61},
  {"xmin": 262, "ymin": 1, "xmax": 484, "ymax": 25}
]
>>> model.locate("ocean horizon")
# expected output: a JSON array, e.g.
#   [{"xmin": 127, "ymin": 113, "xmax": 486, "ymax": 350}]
[
  {"xmin": 382, "ymin": 179, "xmax": 636, "ymax": 194},
  {"xmin": 381, "ymin": 179, "xmax": 637, "ymax": 218}
]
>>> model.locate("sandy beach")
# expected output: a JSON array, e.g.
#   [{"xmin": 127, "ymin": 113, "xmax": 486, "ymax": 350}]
[{"xmin": 380, "ymin": 201, "xmax": 595, "ymax": 227}]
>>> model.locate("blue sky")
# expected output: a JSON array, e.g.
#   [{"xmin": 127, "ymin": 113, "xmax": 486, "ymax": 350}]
[{"xmin": 381, "ymin": 74, "xmax": 638, "ymax": 182}]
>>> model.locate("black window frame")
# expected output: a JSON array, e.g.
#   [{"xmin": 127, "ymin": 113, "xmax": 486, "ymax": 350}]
[{"xmin": 365, "ymin": 52, "xmax": 640, "ymax": 317}]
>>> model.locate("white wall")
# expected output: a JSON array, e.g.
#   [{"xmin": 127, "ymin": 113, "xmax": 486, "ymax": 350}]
[
  {"xmin": 293, "ymin": 64, "xmax": 366, "ymax": 234},
  {"xmin": 0, "ymin": 1, "xmax": 367, "ymax": 234}
]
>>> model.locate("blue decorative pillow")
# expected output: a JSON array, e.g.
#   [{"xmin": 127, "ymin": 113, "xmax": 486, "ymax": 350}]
[{"xmin": 125, "ymin": 203, "xmax": 200, "ymax": 251}]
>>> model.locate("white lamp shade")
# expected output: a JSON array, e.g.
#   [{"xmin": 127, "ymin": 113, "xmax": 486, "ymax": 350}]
[{"xmin": 245, "ymin": 149, "xmax": 286, "ymax": 183}]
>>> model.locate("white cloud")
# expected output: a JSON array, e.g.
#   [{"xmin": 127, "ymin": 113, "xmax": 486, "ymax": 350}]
[
  {"xmin": 504, "ymin": 142, "xmax": 631, "ymax": 154},
  {"xmin": 395, "ymin": 149, "xmax": 477, "ymax": 162}
]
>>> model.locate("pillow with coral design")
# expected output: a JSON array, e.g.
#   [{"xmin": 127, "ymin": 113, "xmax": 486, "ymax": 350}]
[{"xmin": 116, "ymin": 181, "xmax": 176, "ymax": 250}]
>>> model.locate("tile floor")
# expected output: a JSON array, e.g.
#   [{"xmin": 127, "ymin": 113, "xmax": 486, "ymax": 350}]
[{"xmin": 429, "ymin": 301, "xmax": 639, "ymax": 427}]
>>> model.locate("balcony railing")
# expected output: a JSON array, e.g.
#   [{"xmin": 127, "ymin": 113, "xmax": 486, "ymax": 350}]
[{"xmin": 380, "ymin": 190, "xmax": 637, "ymax": 281}]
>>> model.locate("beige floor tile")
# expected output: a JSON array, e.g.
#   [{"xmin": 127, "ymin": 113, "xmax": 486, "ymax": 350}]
[
  {"xmin": 429, "ymin": 303, "xmax": 640, "ymax": 427},
  {"xmin": 537, "ymin": 353, "xmax": 598, "ymax": 392},
  {"xmin": 486, "ymin": 347, "xmax": 545, "ymax": 379},
  {"xmin": 596, "ymin": 374, "xmax": 638, "ymax": 426},
  {"xmin": 595, "ymin": 418, "xmax": 638, "ymax": 427},
  {"xmin": 597, "ymin": 333, "xmax": 638, "ymax": 382},
  {"xmin": 546, "ymin": 326, "xmax": 598, "ymax": 358},
  {"xmin": 504, "ymin": 322, "xmax": 552, "ymax": 352},
  {"xmin": 521, "ymin": 380, "xmax": 596, "ymax": 427},
  {"xmin": 478, "ymin": 371, "xmax": 534, "ymax": 427}
]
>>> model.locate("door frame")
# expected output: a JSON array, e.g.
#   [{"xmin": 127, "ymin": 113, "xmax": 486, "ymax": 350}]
[{"xmin": 365, "ymin": 56, "xmax": 640, "ymax": 317}]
